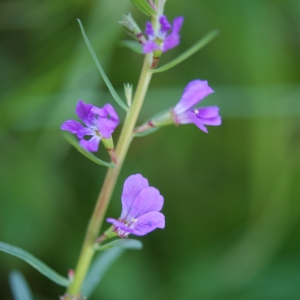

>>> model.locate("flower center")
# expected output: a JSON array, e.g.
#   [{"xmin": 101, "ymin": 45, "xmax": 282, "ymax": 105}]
[
  {"xmin": 121, "ymin": 217, "xmax": 138, "ymax": 229},
  {"xmin": 95, "ymin": 130, "xmax": 101, "ymax": 137}
]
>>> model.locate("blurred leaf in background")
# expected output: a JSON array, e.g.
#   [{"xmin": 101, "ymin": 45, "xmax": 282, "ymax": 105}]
[{"xmin": 1, "ymin": 0, "xmax": 300, "ymax": 299}]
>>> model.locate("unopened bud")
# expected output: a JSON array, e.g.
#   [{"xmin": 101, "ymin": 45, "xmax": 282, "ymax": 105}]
[
  {"xmin": 119, "ymin": 13, "xmax": 146, "ymax": 44},
  {"xmin": 124, "ymin": 83, "xmax": 133, "ymax": 107}
]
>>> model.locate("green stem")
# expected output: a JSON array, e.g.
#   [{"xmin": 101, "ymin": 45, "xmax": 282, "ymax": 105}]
[{"xmin": 66, "ymin": 53, "xmax": 153, "ymax": 297}]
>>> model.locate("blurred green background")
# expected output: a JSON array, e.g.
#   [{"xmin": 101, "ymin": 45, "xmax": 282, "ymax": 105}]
[{"xmin": 1, "ymin": 0, "xmax": 300, "ymax": 299}]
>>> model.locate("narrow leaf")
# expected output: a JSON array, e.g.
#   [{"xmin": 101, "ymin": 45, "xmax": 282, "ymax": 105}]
[
  {"xmin": 81, "ymin": 247, "xmax": 124, "ymax": 297},
  {"xmin": 0, "ymin": 242, "xmax": 69, "ymax": 287},
  {"xmin": 63, "ymin": 133, "xmax": 115, "ymax": 168},
  {"xmin": 151, "ymin": 29, "xmax": 220, "ymax": 74},
  {"xmin": 77, "ymin": 19, "xmax": 129, "ymax": 111},
  {"xmin": 94, "ymin": 238, "xmax": 143, "ymax": 251},
  {"xmin": 119, "ymin": 40, "xmax": 143, "ymax": 54},
  {"xmin": 130, "ymin": 0, "xmax": 156, "ymax": 17},
  {"xmin": 134, "ymin": 127, "xmax": 159, "ymax": 137},
  {"xmin": 9, "ymin": 270, "xmax": 34, "ymax": 300}
]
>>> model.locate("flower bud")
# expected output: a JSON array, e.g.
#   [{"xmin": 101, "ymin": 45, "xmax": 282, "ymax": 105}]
[
  {"xmin": 124, "ymin": 83, "xmax": 133, "ymax": 107},
  {"xmin": 119, "ymin": 13, "xmax": 146, "ymax": 44}
]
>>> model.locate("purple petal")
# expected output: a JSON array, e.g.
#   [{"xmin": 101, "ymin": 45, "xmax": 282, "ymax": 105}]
[
  {"xmin": 106, "ymin": 218, "xmax": 121, "ymax": 228},
  {"xmin": 159, "ymin": 15, "xmax": 172, "ymax": 36},
  {"xmin": 143, "ymin": 41, "xmax": 160, "ymax": 53},
  {"xmin": 130, "ymin": 212, "xmax": 165, "ymax": 236},
  {"xmin": 61, "ymin": 120, "xmax": 94, "ymax": 139},
  {"xmin": 106, "ymin": 218, "xmax": 132, "ymax": 237},
  {"xmin": 172, "ymin": 16, "xmax": 184, "ymax": 34},
  {"xmin": 200, "ymin": 115, "xmax": 222, "ymax": 126},
  {"xmin": 194, "ymin": 106, "xmax": 221, "ymax": 126},
  {"xmin": 79, "ymin": 135, "xmax": 101, "ymax": 152},
  {"xmin": 163, "ymin": 34, "xmax": 180, "ymax": 52},
  {"xmin": 176, "ymin": 111, "xmax": 208, "ymax": 133},
  {"xmin": 75, "ymin": 100, "xmax": 94, "ymax": 127},
  {"xmin": 174, "ymin": 80, "xmax": 214, "ymax": 115},
  {"xmin": 106, "ymin": 218, "xmax": 127, "ymax": 233},
  {"xmin": 196, "ymin": 106, "xmax": 219, "ymax": 118},
  {"xmin": 107, "ymin": 212, "xmax": 165, "ymax": 237},
  {"xmin": 124, "ymin": 186, "xmax": 164, "ymax": 220},
  {"xmin": 145, "ymin": 22, "xmax": 155, "ymax": 38},
  {"xmin": 121, "ymin": 174, "xmax": 149, "ymax": 220},
  {"xmin": 91, "ymin": 104, "xmax": 119, "ymax": 138},
  {"xmin": 162, "ymin": 17, "xmax": 183, "ymax": 52}
]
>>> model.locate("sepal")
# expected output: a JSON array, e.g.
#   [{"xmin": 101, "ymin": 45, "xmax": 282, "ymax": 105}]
[
  {"xmin": 101, "ymin": 137, "xmax": 117, "ymax": 164},
  {"xmin": 134, "ymin": 109, "xmax": 173, "ymax": 134},
  {"xmin": 95, "ymin": 226, "xmax": 118, "ymax": 244}
]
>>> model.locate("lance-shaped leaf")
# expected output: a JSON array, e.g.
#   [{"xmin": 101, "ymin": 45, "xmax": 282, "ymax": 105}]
[
  {"xmin": 63, "ymin": 133, "xmax": 115, "ymax": 168},
  {"xmin": 82, "ymin": 240, "xmax": 143, "ymax": 297},
  {"xmin": 81, "ymin": 247, "xmax": 123, "ymax": 297},
  {"xmin": 9, "ymin": 271, "xmax": 34, "ymax": 300},
  {"xmin": 151, "ymin": 29, "xmax": 220, "ymax": 74},
  {"xmin": 0, "ymin": 242, "xmax": 69, "ymax": 287},
  {"xmin": 77, "ymin": 19, "xmax": 128, "ymax": 111},
  {"xmin": 130, "ymin": 0, "xmax": 156, "ymax": 17},
  {"xmin": 119, "ymin": 40, "xmax": 143, "ymax": 54},
  {"xmin": 94, "ymin": 238, "xmax": 143, "ymax": 251}
]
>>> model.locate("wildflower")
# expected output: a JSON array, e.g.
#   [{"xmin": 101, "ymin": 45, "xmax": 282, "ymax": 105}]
[
  {"xmin": 135, "ymin": 80, "xmax": 221, "ymax": 134},
  {"xmin": 61, "ymin": 100, "xmax": 119, "ymax": 152},
  {"xmin": 107, "ymin": 174, "xmax": 165, "ymax": 237},
  {"xmin": 143, "ymin": 15, "xmax": 184, "ymax": 54},
  {"xmin": 171, "ymin": 80, "xmax": 221, "ymax": 133}
]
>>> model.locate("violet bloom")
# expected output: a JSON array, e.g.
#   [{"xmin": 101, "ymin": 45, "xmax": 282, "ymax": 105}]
[
  {"xmin": 107, "ymin": 174, "xmax": 165, "ymax": 237},
  {"xmin": 143, "ymin": 15, "xmax": 184, "ymax": 53},
  {"xmin": 61, "ymin": 100, "xmax": 119, "ymax": 152},
  {"xmin": 172, "ymin": 80, "xmax": 221, "ymax": 133}
]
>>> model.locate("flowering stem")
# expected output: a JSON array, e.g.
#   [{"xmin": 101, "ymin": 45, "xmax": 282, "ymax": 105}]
[
  {"xmin": 66, "ymin": 54, "xmax": 153, "ymax": 298},
  {"xmin": 66, "ymin": 1, "xmax": 166, "ymax": 297}
]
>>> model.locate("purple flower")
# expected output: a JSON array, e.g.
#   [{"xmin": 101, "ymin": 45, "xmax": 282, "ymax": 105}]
[
  {"xmin": 61, "ymin": 100, "xmax": 119, "ymax": 152},
  {"xmin": 143, "ymin": 15, "xmax": 184, "ymax": 54},
  {"xmin": 107, "ymin": 174, "xmax": 165, "ymax": 237},
  {"xmin": 172, "ymin": 80, "xmax": 221, "ymax": 133}
]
